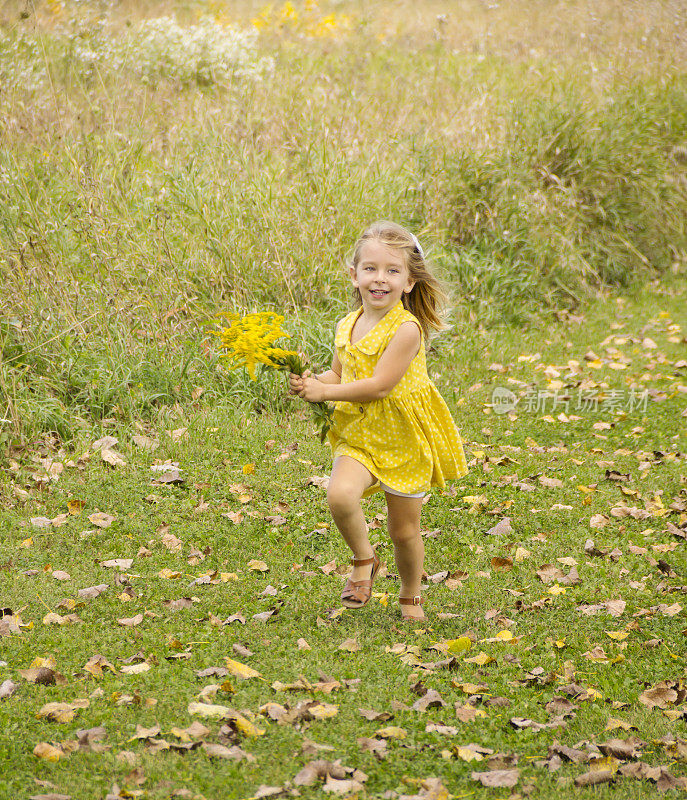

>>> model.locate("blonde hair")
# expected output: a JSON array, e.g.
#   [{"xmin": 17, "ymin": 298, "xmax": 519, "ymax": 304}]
[{"xmin": 350, "ymin": 220, "xmax": 448, "ymax": 340}]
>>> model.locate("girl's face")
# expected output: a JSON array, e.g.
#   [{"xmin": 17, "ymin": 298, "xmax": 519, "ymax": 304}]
[{"xmin": 351, "ymin": 239, "xmax": 415, "ymax": 314}]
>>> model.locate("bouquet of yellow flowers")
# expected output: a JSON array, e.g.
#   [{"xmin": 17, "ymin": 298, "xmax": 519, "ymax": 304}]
[{"xmin": 213, "ymin": 311, "xmax": 333, "ymax": 442}]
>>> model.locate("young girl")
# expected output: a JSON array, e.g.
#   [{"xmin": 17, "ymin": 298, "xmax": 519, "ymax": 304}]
[{"xmin": 289, "ymin": 221, "xmax": 468, "ymax": 621}]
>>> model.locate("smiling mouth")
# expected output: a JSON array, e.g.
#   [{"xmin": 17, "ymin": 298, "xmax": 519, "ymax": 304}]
[{"xmin": 369, "ymin": 289, "xmax": 389, "ymax": 297}]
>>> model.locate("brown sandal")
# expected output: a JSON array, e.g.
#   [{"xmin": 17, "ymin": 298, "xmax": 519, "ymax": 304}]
[
  {"xmin": 399, "ymin": 595, "xmax": 425, "ymax": 622},
  {"xmin": 341, "ymin": 551, "xmax": 380, "ymax": 609}
]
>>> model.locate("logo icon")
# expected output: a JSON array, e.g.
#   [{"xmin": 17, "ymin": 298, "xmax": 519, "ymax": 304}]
[{"xmin": 491, "ymin": 387, "xmax": 518, "ymax": 415}]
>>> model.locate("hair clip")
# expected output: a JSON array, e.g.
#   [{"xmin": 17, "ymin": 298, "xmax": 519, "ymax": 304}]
[{"xmin": 410, "ymin": 233, "xmax": 424, "ymax": 258}]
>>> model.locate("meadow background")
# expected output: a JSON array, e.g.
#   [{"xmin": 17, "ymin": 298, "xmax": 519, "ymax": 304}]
[
  {"xmin": 1, "ymin": 2, "xmax": 687, "ymax": 799},
  {"xmin": 1, "ymin": 0, "xmax": 685, "ymax": 445}
]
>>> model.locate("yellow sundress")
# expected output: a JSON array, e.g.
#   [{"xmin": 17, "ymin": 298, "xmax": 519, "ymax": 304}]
[{"xmin": 327, "ymin": 300, "xmax": 468, "ymax": 496}]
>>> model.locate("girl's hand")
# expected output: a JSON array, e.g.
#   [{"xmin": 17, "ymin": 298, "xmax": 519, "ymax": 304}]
[
  {"xmin": 289, "ymin": 369, "xmax": 312, "ymax": 395},
  {"xmin": 298, "ymin": 375, "xmax": 326, "ymax": 403}
]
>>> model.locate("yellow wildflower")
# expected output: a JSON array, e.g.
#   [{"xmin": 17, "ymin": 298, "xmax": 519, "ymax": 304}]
[{"xmin": 212, "ymin": 311, "xmax": 332, "ymax": 441}]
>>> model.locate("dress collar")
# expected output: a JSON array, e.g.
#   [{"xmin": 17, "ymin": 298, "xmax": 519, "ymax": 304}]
[{"xmin": 336, "ymin": 301, "xmax": 404, "ymax": 352}]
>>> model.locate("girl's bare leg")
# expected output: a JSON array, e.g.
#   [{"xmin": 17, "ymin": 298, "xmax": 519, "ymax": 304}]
[
  {"xmin": 386, "ymin": 493, "xmax": 425, "ymax": 620},
  {"xmin": 327, "ymin": 456, "xmax": 377, "ymax": 583}
]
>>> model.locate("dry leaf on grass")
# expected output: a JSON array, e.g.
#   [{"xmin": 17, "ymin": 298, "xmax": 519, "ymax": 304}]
[
  {"xmin": 78, "ymin": 584, "xmax": 109, "ymax": 599},
  {"xmin": 639, "ymin": 681, "xmax": 685, "ymax": 709},
  {"xmin": 33, "ymin": 742, "xmax": 65, "ymax": 762},
  {"xmin": 357, "ymin": 737, "xmax": 388, "ymax": 758},
  {"xmin": 100, "ymin": 559, "xmax": 132, "ymax": 570},
  {"xmin": 485, "ymin": 517, "xmax": 513, "ymax": 536},
  {"xmin": 598, "ymin": 737, "xmax": 644, "ymax": 760},
  {"xmin": 117, "ymin": 614, "xmax": 143, "ymax": 627},
  {"xmin": 83, "ymin": 655, "xmax": 117, "ymax": 679},
  {"xmin": 201, "ymin": 742, "xmax": 254, "ymax": 761},
  {"xmin": 375, "ymin": 726, "xmax": 407, "ymax": 739},
  {"xmin": 37, "ymin": 702, "xmax": 85, "ymax": 723},
  {"xmin": 89, "ymin": 512, "xmax": 116, "ymax": 528},
  {"xmin": 120, "ymin": 663, "xmax": 151, "ymax": 675},
  {"xmin": 0, "ymin": 679, "xmax": 19, "ymax": 700},
  {"xmin": 574, "ymin": 770, "xmax": 615, "ymax": 787},
  {"xmin": 412, "ymin": 689, "xmax": 446, "ymax": 712},
  {"xmin": 19, "ymin": 667, "xmax": 66, "ymax": 686},
  {"xmin": 101, "ymin": 448, "xmax": 126, "ymax": 468},
  {"xmin": 471, "ymin": 769, "xmax": 520, "ymax": 787},
  {"xmin": 223, "ymin": 658, "xmax": 262, "ymax": 679},
  {"xmin": 187, "ymin": 702, "xmax": 230, "ymax": 719},
  {"xmin": 359, "ymin": 708, "xmax": 394, "ymax": 722}
]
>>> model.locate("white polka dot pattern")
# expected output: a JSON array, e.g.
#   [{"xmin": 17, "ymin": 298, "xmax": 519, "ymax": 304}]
[{"xmin": 327, "ymin": 301, "xmax": 469, "ymax": 497}]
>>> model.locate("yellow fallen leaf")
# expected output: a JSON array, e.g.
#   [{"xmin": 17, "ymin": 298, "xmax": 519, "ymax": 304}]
[
  {"xmin": 223, "ymin": 657, "xmax": 262, "ymax": 680},
  {"xmin": 462, "ymin": 495, "xmax": 487, "ymax": 505},
  {"xmin": 307, "ymin": 703, "xmax": 338, "ymax": 720},
  {"xmin": 158, "ymin": 569, "xmax": 182, "ymax": 579},
  {"xmin": 36, "ymin": 702, "xmax": 77, "ymax": 723},
  {"xmin": 446, "ymin": 637, "xmax": 472, "ymax": 656},
  {"xmin": 548, "ymin": 584, "xmax": 566, "ymax": 596},
  {"xmin": 33, "ymin": 742, "xmax": 64, "ymax": 761},
  {"xmin": 605, "ymin": 630, "xmax": 629, "ymax": 641},
  {"xmin": 454, "ymin": 745, "xmax": 483, "ymax": 762},
  {"xmin": 67, "ymin": 498, "xmax": 85, "ymax": 515},
  {"xmin": 20, "ymin": 537, "xmax": 33, "ymax": 548},
  {"xmin": 464, "ymin": 651, "xmax": 495, "ymax": 666},
  {"xmin": 30, "ymin": 655, "xmax": 57, "ymax": 670},
  {"xmin": 376, "ymin": 726, "xmax": 407, "ymax": 739},
  {"xmin": 229, "ymin": 711, "xmax": 265, "ymax": 736},
  {"xmin": 590, "ymin": 755, "xmax": 619, "ymax": 774},
  {"xmin": 83, "ymin": 654, "xmax": 116, "ymax": 678},
  {"xmin": 481, "ymin": 630, "xmax": 519, "ymax": 644},
  {"xmin": 455, "ymin": 683, "xmax": 484, "ymax": 694},
  {"xmin": 605, "ymin": 717, "xmax": 636, "ymax": 732},
  {"xmin": 170, "ymin": 726, "xmax": 192, "ymax": 742},
  {"xmin": 187, "ymin": 701, "xmax": 230, "ymax": 719},
  {"xmin": 247, "ymin": 560, "xmax": 268, "ymax": 572},
  {"xmin": 372, "ymin": 591, "xmax": 389, "ymax": 607},
  {"xmin": 514, "ymin": 547, "xmax": 531, "ymax": 562}
]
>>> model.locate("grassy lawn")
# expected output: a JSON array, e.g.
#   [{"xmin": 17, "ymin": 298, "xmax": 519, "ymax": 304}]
[
  {"xmin": 1, "ymin": 1, "xmax": 686, "ymax": 797},
  {"xmin": 1, "ymin": 274, "xmax": 685, "ymax": 799}
]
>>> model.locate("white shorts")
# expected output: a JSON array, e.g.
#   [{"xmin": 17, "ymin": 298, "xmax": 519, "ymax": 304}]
[{"xmin": 379, "ymin": 481, "xmax": 426, "ymax": 499}]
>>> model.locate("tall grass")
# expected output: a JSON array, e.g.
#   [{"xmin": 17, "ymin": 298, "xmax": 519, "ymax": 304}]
[{"xmin": 1, "ymin": 0, "xmax": 686, "ymax": 445}]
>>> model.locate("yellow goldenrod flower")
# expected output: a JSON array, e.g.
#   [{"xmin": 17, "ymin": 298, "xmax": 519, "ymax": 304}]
[{"xmin": 212, "ymin": 311, "xmax": 332, "ymax": 441}]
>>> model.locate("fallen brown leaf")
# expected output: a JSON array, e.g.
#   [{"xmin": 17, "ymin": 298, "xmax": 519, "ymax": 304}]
[{"xmin": 471, "ymin": 769, "xmax": 519, "ymax": 788}]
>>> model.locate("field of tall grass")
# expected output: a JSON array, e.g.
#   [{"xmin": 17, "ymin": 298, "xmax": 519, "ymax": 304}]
[{"xmin": 1, "ymin": 0, "xmax": 686, "ymax": 445}]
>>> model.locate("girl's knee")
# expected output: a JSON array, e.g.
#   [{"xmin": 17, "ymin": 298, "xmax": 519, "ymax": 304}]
[
  {"xmin": 389, "ymin": 524, "xmax": 422, "ymax": 546},
  {"xmin": 327, "ymin": 481, "xmax": 360, "ymax": 516}
]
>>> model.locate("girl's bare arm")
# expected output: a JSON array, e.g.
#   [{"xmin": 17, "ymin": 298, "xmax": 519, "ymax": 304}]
[
  {"xmin": 288, "ymin": 339, "xmax": 342, "ymax": 394},
  {"xmin": 298, "ymin": 322, "xmax": 420, "ymax": 403}
]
